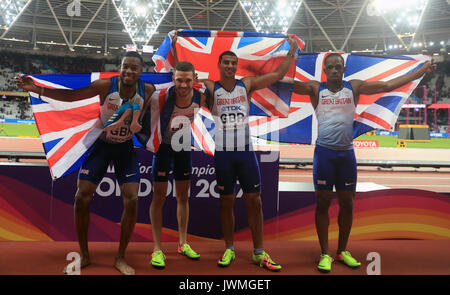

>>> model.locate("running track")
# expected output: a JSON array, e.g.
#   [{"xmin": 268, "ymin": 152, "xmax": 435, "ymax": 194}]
[{"xmin": 1, "ymin": 137, "xmax": 450, "ymax": 193}]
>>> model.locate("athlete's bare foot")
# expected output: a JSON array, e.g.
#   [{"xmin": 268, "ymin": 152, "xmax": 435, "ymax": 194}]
[
  {"xmin": 114, "ymin": 257, "xmax": 135, "ymax": 275},
  {"xmin": 130, "ymin": 121, "xmax": 142, "ymax": 134},
  {"xmin": 63, "ymin": 256, "xmax": 91, "ymax": 274}
]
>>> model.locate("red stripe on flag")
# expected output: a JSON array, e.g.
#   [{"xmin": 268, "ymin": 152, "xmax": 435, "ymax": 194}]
[
  {"xmin": 358, "ymin": 112, "xmax": 391, "ymax": 129},
  {"xmin": 359, "ymin": 82, "xmax": 412, "ymax": 105},
  {"xmin": 156, "ymin": 59, "xmax": 165, "ymax": 72},
  {"xmin": 252, "ymin": 40, "xmax": 285, "ymax": 56},
  {"xmin": 192, "ymin": 121, "xmax": 213, "ymax": 156},
  {"xmin": 34, "ymin": 103, "xmax": 100, "ymax": 134},
  {"xmin": 182, "ymin": 38, "xmax": 204, "ymax": 49},
  {"xmin": 158, "ymin": 89, "xmax": 167, "ymax": 112},
  {"xmin": 295, "ymin": 71, "xmax": 312, "ymax": 82},
  {"xmin": 252, "ymin": 92, "xmax": 285, "ymax": 117},
  {"xmin": 366, "ymin": 60, "xmax": 417, "ymax": 82},
  {"xmin": 47, "ymin": 128, "xmax": 90, "ymax": 168},
  {"xmin": 152, "ymin": 125, "xmax": 160, "ymax": 152},
  {"xmin": 291, "ymin": 93, "xmax": 311, "ymax": 103},
  {"xmin": 216, "ymin": 31, "xmax": 238, "ymax": 37},
  {"xmin": 32, "ymin": 79, "xmax": 57, "ymax": 89},
  {"xmin": 249, "ymin": 116, "xmax": 275, "ymax": 128},
  {"xmin": 99, "ymin": 72, "xmax": 119, "ymax": 79}
]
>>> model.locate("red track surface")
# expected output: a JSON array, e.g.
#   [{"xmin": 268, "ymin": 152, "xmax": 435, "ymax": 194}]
[{"xmin": 0, "ymin": 240, "xmax": 449, "ymax": 275}]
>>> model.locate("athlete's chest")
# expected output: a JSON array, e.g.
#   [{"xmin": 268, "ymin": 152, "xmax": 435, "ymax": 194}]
[
  {"xmin": 318, "ymin": 87, "xmax": 354, "ymax": 106},
  {"xmin": 214, "ymin": 86, "xmax": 247, "ymax": 107}
]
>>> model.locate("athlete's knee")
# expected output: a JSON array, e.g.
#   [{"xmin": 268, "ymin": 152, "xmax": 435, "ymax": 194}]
[
  {"xmin": 122, "ymin": 192, "xmax": 139, "ymax": 207},
  {"xmin": 75, "ymin": 184, "xmax": 95, "ymax": 206},
  {"xmin": 220, "ymin": 194, "xmax": 236, "ymax": 209},
  {"xmin": 244, "ymin": 193, "xmax": 262, "ymax": 210},
  {"xmin": 315, "ymin": 192, "xmax": 332, "ymax": 213},
  {"xmin": 176, "ymin": 193, "xmax": 189, "ymax": 204},
  {"xmin": 338, "ymin": 195, "xmax": 354, "ymax": 211}
]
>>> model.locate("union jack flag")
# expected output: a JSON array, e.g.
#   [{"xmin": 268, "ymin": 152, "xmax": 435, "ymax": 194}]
[
  {"xmin": 154, "ymin": 30, "xmax": 430, "ymax": 151},
  {"xmin": 28, "ymin": 72, "xmax": 173, "ymax": 179},
  {"xmin": 254, "ymin": 52, "xmax": 431, "ymax": 144},
  {"xmin": 153, "ymin": 29, "xmax": 305, "ymax": 118}
]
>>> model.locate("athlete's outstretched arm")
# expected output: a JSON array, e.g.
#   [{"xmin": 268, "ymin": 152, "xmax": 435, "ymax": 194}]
[
  {"xmin": 172, "ymin": 31, "xmax": 179, "ymax": 65},
  {"xmin": 245, "ymin": 36, "xmax": 298, "ymax": 92},
  {"xmin": 352, "ymin": 60, "xmax": 436, "ymax": 96},
  {"xmin": 293, "ymin": 80, "xmax": 321, "ymax": 108},
  {"xmin": 15, "ymin": 74, "xmax": 110, "ymax": 102}
]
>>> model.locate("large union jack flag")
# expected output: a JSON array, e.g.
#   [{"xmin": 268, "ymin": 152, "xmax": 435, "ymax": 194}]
[
  {"xmin": 153, "ymin": 29, "xmax": 305, "ymax": 118},
  {"xmin": 154, "ymin": 30, "xmax": 430, "ymax": 152},
  {"xmin": 28, "ymin": 72, "xmax": 173, "ymax": 179},
  {"xmin": 253, "ymin": 52, "xmax": 430, "ymax": 144}
]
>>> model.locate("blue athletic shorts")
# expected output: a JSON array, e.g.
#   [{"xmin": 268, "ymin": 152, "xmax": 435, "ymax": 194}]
[
  {"xmin": 313, "ymin": 144, "xmax": 357, "ymax": 191},
  {"xmin": 152, "ymin": 143, "xmax": 191, "ymax": 182},
  {"xmin": 214, "ymin": 148, "xmax": 261, "ymax": 195},
  {"xmin": 78, "ymin": 139, "xmax": 140, "ymax": 186}
]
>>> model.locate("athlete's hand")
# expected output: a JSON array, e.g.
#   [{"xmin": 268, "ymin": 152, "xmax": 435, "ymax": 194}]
[
  {"xmin": 172, "ymin": 30, "xmax": 178, "ymax": 47},
  {"xmin": 287, "ymin": 35, "xmax": 298, "ymax": 55},
  {"xmin": 421, "ymin": 60, "xmax": 436, "ymax": 74},
  {"xmin": 15, "ymin": 74, "xmax": 38, "ymax": 92}
]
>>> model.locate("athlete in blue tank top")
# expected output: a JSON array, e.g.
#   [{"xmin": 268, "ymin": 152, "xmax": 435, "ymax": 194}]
[
  {"xmin": 15, "ymin": 51, "xmax": 156, "ymax": 275},
  {"xmin": 194, "ymin": 37, "xmax": 298, "ymax": 271},
  {"xmin": 293, "ymin": 53, "xmax": 435, "ymax": 273}
]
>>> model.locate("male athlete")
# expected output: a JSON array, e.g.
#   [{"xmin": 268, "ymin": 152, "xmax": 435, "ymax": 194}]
[
  {"xmin": 149, "ymin": 61, "xmax": 207, "ymax": 268},
  {"xmin": 198, "ymin": 37, "xmax": 298, "ymax": 271},
  {"xmin": 292, "ymin": 53, "xmax": 435, "ymax": 272},
  {"xmin": 15, "ymin": 51, "xmax": 155, "ymax": 275}
]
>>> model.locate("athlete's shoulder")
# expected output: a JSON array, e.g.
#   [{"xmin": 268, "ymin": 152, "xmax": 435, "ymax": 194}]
[
  {"xmin": 143, "ymin": 80, "xmax": 156, "ymax": 94},
  {"xmin": 348, "ymin": 79, "xmax": 364, "ymax": 89}
]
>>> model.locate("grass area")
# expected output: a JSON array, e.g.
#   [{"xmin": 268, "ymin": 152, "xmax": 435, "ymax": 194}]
[
  {"xmin": 356, "ymin": 134, "xmax": 450, "ymax": 149},
  {"xmin": 0, "ymin": 123, "xmax": 40, "ymax": 138}
]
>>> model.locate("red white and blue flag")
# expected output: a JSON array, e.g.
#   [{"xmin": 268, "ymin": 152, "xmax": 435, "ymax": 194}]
[
  {"xmin": 28, "ymin": 72, "xmax": 173, "ymax": 179},
  {"xmin": 253, "ymin": 52, "xmax": 430, "ymax": 144},
  {"xmin": 28, "ymin": 31, "xmax": 430, "ymax": 178},
  {"xmin": 153, "ymin": 29, "xmax": 305, "ymax": 118},
  {"xmin": 153, "ymin": 30, "xmax": 429, "ymax": 151}
]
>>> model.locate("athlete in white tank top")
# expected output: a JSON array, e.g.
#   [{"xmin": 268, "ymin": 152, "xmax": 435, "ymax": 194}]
[
  {"xmin": 194, "ymin": 38, "xmax": 298, "ymax": 271},
  {"xmin": 210, "ymin": 80, "xmax": 251, "ymax": 150},
  {"xmin": 315, "ymin": 81, "xmax": 355, "ymax": 150},
  {"xmin": 293, "ymin": 53, "xmax": 435, "ymax": 272}
]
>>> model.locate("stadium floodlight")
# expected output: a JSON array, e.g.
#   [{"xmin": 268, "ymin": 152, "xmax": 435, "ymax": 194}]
[
  {"xmin": 0, "ymin": 0, "xmax": 32, "ymax": 38},
  {"xmin": 370, "ymin": 0, "xmax": 429, "ymax": 51},
  {"xmin": 239, "ymin": 0, "xmax": 302, "ymax": 34},
  {"xmin": 112, "ymin": 0, "xmax": 174, "ymax": 50}
]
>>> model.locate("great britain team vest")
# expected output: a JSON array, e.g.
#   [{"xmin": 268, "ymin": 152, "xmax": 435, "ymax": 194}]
[
  {"xmin": 210, "ymin": 80, "xmax": 251, "ymax": 149},
  {"xmin": 99, "ymin": 76, "xmax": 146, "ymax": 144},
  {"xmin": 315, "ymin": 81, "xmax": 356, "ymax": 150}
]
